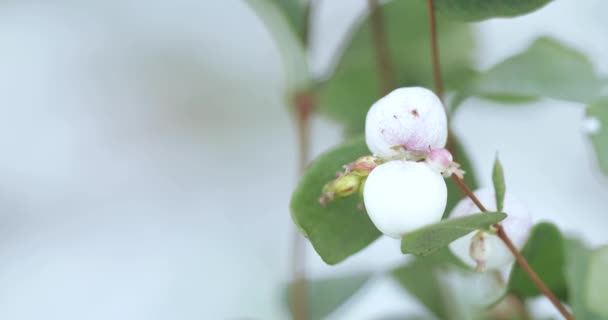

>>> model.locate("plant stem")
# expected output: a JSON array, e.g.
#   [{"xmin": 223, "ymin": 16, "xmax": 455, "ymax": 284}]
[
  {"xmin": 368, "ymin": 0, "xmax": 395, "ymax": 95},
  {"xmin": 290, "ymin": 92, "xmax": 315, "ymax": 320},
  {"xmin": 426, "ymin": 0, "xmax": 444, "ymax": 99},
  {"xmin": 451, "ymin": 174, "xmax": 575, "ymax": 320}
]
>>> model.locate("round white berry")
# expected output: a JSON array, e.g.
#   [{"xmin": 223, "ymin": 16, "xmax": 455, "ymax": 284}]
[
  {"xmin": 448, "ymin": 188, "xmax": 533, "ymax": 270},
  {"xmin": 365, "ymin": 87, "xmax": 448, "ymax": 159},
  {"xmin": 363, "ymin": 160, "xmax": 447, "ymax": 238}
]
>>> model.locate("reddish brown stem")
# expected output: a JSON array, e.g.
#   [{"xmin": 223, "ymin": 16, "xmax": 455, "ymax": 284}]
[
  {"xmin": 451, "ymin": 174, "xmax": 575, "ymax": 320},
  {"xmin": 426, "ymin": 0, "xmax": 444, "ymax": 100},
  {"xmin": 368, "ymin": 0, "xmax": 395, "ymax": 94},
  {"xmin": 290, "ymin": 92, "xmax": 315, "ymax": 320}
]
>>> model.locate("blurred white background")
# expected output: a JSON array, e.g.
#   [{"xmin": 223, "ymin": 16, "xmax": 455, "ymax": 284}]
[{"xmin": 1, "ymin": 0, "xmax": 608, "ymax": 319}]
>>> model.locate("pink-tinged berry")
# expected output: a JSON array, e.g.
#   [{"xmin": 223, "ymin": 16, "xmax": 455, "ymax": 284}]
[
  {"xmin": 365, "ymin": 87, "xmax": 448, "ymax": 159},
  {"xmin": 363, "ymin": 160, "xmax": 447, "ymax": 238},
  {"xmin": 448, "ymin": 189, "xmax": 533, "ymax": 270}
]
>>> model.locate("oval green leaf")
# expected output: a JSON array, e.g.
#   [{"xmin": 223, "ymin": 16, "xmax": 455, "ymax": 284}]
[
  {"xmin": 456, "ymin": 37, "xmax": 602, "ymax": 109},
  {"xmin": 290, "ymin": 136, "xmax": 380, "ymax": 265},
  {"xmin": 401, "ymin": 212, "xmax": 507, "ymax": 256},
  {"xmin": 433, "ymin": 0, "xmax": 554, "ymax": 21},
  {"xmin": 508, "ymin": 223, "xmax": 567, "ymax": 300}
]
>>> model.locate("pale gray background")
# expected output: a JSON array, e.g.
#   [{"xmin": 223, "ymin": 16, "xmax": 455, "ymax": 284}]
[{"xmin": 0, "ymin": 0, "xmax": 607, "ymax": 319}]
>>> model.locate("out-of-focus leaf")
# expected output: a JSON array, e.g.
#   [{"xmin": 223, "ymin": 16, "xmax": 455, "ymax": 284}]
[
  {"xmin": 508, "ymin": 223, "xmax": 567, "ymax": 300},
  {"xmin": 290, "ymin": 136, "xmax": 380, "ymax": 265},
  {"xmin": 586, "ymin": 97, "xmax": 608, "ymax": 176},
  {"xmin": 455, "ymin": 37, "xmax": 601, "ymax": 109},
  {"xmin": 270, "ymin": 0, "xmax": 310, "ymax": 43},
  {"xmin": 286, "ymin": 272, "xmax": 371, "ymax": 319},
  {"xmin": 565, "ymin": 239, "xmax": 606, "ymax": 320},
  {"xmin": 437, "ymin": 268, "xmax": 507, "ymax": 320},
  {"xmin": 433, "ymin": 0, "xmax": 554, "ymax": 21},
  {"xmin": 492, "ymin": 156, "xmax": 506, "ymax": 212},
  {"xmin": 391, "ymin": 249, "xmax": 464, "ymax": 319},
  {"xmin": 401, "ymin": 212, "xmax": 506, "ymax": 256},
  {"xmin": 245, "ymin": 0, "xmax": 310, "ymax": 92},
  {"xmin": 586, "ymin": 246, "xmax": 608, "ymax": 317},
  {"xmin": 318, "ymin": 0, "xmax": 474, "ymax": 134},
  {"xmin": 444, "ymin": 134, "xmax": 478, "ymax": 218}
]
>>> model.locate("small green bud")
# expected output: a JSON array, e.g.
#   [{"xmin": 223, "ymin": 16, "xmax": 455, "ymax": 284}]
[
  {"xmin": 333, "ymin": 174, "xmax": 361, "ymax": 197},
  {"xmin": 319, "ymin": 174, "xmax": 362, "ymax": 206}
]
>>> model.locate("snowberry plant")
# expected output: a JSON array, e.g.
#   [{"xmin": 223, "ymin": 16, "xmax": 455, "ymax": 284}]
[{"xmin": 248, "ymin": 0, "xmax": 608, "ymax": 319}]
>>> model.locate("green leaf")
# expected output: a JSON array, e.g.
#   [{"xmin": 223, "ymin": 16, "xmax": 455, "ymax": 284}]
[
  {"xmin": 391, "ymin": 249, "xmax": 464, "ymax": 319},
  {"xmin": 457, "ymin": 37, "xmax": 601, "ymax": 108},
  {"xmin": 318, "ymin": 0, "xmax": 474, "ymax": 134},
  {"xmin": 492, "ymin": 156, "xmax": 506, "ymax": 212},
  {"xmin": 586, "ymin": 97, "xmax": 608, "ymax": 176},
  {"xmin": 245, "ymin": 0, "xmax": 310, "ymax": 92},
  {"xmin": 290, "ymin": 136, "xmax": 381, "ymax": 264},
  {"xmin": 508, "ymin": 223, "xmax": 568, "ymax": 301},
  {"xmin": 586, "ymin": 246, "xmax": 608, "ymax": 317},
  {"xmin": 286, "ymin": 272, "xmax": 371, "ymax": 319},
  {"xmin": 444, "ymin": 134, "xmax": 478, "ymax": 219},
  {"xmin": 401, "ymin": 212, "xmax": 507, "ymax": 256},
  {"xmin": 433, "ymin": 0, "xmax": 554, "ymax": 21},
  {"xmin": 565, "ymin": 239, "xmax": 606, "ymax": 320},
  {"xmin": 270, "ymin": 0, "xmax": 310, "ymax": 43}
]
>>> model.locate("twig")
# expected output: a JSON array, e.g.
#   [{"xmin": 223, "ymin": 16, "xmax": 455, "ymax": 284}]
[
  {"xmin": 451, "ymin": 174, "xmax": 575, "ymax": 320},
  {"xmin": 368, "ymin": 0, "xmax": 395, "ymax": 95},
  {"xmin": 426, "ymin": 0, "xmax": 444, "ymax": 99},
  {"xmin": 290, "ymin": 92, "xmax": 315, "ymax": 320}
]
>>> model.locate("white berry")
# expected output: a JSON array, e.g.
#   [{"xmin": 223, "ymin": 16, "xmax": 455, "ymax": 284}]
[
  {"xmin": 363, "ymin": 160, "xmax": 447, "ymax": 238},
  {"xmin": 365, "ymin": 87, "xmax": 448, "ymax": 159},
  {"xmin": 448, "ymin": 188, "xmax": 533, "ymax": 270}
]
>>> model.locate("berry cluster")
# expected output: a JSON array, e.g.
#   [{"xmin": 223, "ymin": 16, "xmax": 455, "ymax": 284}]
[{"xmin": 321, "ymin": 87, "xmax": 532, "ymax": 271}]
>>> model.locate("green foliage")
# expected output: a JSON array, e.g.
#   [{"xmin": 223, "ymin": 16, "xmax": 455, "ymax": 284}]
[
  {"xmin": 286, "ymin": 272, "xmax": 371, "ymax": 319},
  {"xmin": 433, "ymin": 0, "xmax": 554, "ymax": 21},
  {"xmin": 565, "ymin": 239, "xmax": 607, "ymax": 320},
  {"xmin": 270, "ymin": 0, "xmax": 309, "ymax": 43},
  {"xmin": 492, "ymin": 156, "xmax": 506, "ymax": 212},
  {"xmin": 444, "ymin": 134, "xmax": 479, "ymax": 218},
  {"xmin": 587, "ymin": 246, "xmax": 608, "ymax": 317},
  {"xmin": 290, "ymin": 136, "xmax": 381, "ymax": 265},
  {"xmin": 586, "ymin": 97, "xmax": 608, "ymax": 176},
  {"xmin": 391, "ymin": 249, "xmax": 464, "ymax": 319},
  {"xmin": 401, "ymin": 212, "xmax": 506, "ymax": 256},
  {"xmin": 455, "ymin": 37, "xmax": 602, "ymax": 109},
  {"xmin": 508, "ymin": 223, "xmax": 568, "ymax": 300},
  {"xmin": 318, "ymin": 0, "xmax": 474, "ymax": 134},
  {"xmin": 245, "ymin": 0, "xmax": 310, "ymax": 92}
]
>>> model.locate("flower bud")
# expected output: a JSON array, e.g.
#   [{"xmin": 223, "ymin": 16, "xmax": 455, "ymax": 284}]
[
  {"xmin": 365, "ymin": 87, "xmax": 448, "ymax": 159},
  {"xmin": 469, "ymin": 231, "xmax": 491, "ymax": 272},
  {"xmin": 448, "ymin": 189, "xmax": 533, "ymax": 270},
  {"xmin": 426, "ymin": 148, "xmax": 465, "ymax": 178},
  {"xmin": 344, "ymin": 155, "xmax": 381, "ymax": 176}
]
